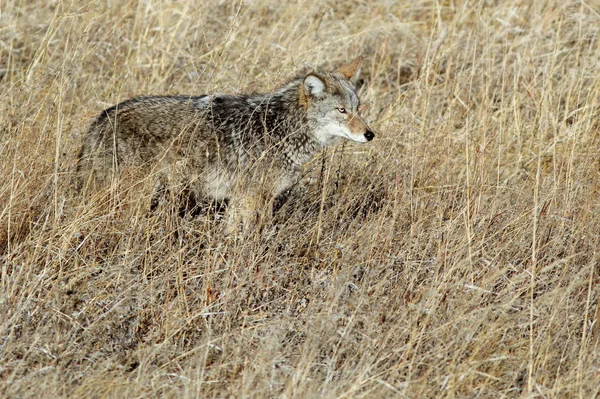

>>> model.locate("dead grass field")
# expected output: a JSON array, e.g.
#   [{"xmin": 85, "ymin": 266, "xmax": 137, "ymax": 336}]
[{"xmin": 2, "ymin": 0, "xmax": 600, "ymax": 397}]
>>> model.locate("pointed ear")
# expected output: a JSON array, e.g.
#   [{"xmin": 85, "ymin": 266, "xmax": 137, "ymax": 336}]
[
  {"xmin": 336, "ymin": 56, "xmax": 363, "ymax": 86},
  {"xmin": 304, "ymin": 74, "xmax": 326, "ymax": 98}
]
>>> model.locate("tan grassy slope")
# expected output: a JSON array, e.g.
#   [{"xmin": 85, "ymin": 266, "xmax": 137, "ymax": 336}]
[{"xmin": 1, "ymin": 0, "xmax": 600, "ymax": 397}]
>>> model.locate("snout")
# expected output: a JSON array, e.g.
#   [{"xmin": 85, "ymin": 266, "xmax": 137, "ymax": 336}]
[{"xmin": 364, "ymin": 130, "xmax": 375, "ymax": 141}]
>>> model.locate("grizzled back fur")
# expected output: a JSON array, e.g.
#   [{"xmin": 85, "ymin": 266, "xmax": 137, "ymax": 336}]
[{"xmin": 77, "ymin": 57, "xmax": 374, "ymax": 229}]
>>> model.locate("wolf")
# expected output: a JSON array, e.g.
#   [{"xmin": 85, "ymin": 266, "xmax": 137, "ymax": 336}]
[{"xmin": 77, "ymin": 57, "xmax": 374, "ymax": 230}]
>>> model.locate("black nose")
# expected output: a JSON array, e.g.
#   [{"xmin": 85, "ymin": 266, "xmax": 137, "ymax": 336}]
[{"xmin": 365, "ymin": 130, "xmax": 375, "ymax": 141}]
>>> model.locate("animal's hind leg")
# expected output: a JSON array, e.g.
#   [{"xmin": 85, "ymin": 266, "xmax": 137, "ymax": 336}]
[{"xmin": 150, "ymin": 178, "xmax": 169, "ymax": 212}]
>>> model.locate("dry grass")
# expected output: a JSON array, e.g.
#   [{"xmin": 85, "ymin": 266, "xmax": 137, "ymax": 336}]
[{"xmin": 2, "ymin": 0, "xmax": 600, "ymax": 397}]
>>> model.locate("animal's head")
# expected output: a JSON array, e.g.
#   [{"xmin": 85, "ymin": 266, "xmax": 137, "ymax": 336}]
[{"xmin": 301, "ymin": 57, "xmax": 375, "ymax": 146}]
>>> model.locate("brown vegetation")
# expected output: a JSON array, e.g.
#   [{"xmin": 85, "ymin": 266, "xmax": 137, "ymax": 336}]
[{"xmin": 1, "ymin": 0, "xmax": 600, "ymax": 397}]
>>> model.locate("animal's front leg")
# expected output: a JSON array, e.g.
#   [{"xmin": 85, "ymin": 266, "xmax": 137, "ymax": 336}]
[{"xmin": 226, "ymin": 190, "xmax": 272, "ymax": 236}]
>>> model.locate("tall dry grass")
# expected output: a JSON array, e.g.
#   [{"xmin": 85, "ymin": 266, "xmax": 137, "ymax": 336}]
[{"xmin": 1, "ymin": 0, "xmax": 600, "ymax": 397}]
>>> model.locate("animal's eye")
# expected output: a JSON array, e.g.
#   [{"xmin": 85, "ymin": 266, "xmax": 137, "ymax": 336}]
[{"xmin": 337, "ymin": 107, "xmax": 347, "ymax": 114}]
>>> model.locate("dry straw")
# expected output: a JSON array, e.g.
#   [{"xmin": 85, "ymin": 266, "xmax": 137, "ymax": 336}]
[{"xmin": 1, "ymin": 0, "xmax": 600, "ymax": 397}]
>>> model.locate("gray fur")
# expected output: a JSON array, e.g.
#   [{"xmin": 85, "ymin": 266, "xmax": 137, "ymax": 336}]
[{"xmin": 77, "ymin": 58, "xmax": 374, "ymax": 229}]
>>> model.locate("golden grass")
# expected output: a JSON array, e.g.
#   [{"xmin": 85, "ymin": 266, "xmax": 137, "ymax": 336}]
[{"xmin": 2, "ymin": 0, "xmax": 600, "ymax": 397}]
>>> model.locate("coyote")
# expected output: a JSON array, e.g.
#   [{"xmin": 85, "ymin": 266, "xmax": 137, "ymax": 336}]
[{"xmin": 78, "ymin": 57, "xmax": 374, "ymax": 230}]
